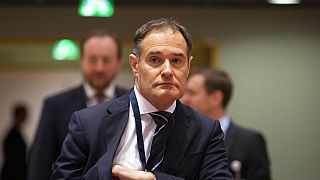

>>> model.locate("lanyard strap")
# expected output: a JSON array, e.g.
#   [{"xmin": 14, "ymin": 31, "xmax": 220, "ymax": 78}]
[{"xmin": 129, "ymin": 89, "xmax": 147, "ymax": 169}]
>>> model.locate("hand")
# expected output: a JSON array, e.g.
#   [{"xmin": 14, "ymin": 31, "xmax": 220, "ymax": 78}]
[{"xmin": 112, "ymin": 165, "xmax": 155, "ymax": 180}]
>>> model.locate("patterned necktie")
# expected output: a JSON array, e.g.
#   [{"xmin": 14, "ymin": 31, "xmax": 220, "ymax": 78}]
[
  {"xmin": 95, "ymin": 91, "xmax": 106, "ymax": 104},
  {"xmin": 145, "ymin": 111, "xmax": 172, "ymax": 171}
]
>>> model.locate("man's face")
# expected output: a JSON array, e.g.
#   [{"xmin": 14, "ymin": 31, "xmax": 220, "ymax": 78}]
[
  {"xmin": 182, "ymin": 74, "xmax": 213, "ymax": 114},
  {"xmin": 81, "ymin": 36, "xmax": 121, "ymax": 91},
  {"xmin": 129, "ymin": 29, "xmax": 191, "ymax": 109}
]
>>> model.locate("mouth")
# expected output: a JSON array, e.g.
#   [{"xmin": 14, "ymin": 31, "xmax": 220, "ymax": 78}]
[{"xmin": 157, "ymin": 82, "xmax": 177, "ymax": 87}]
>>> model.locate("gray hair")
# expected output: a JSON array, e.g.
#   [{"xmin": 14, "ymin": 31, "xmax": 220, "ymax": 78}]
[{"xmin": 132, "ymin": 18, "xmax": 192, "ymax": 60}]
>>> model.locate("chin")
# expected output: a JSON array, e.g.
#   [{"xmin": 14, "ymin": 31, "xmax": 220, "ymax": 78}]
[
  {"xmin": 160, "ymin": 91, "xmax": 181, "ymax": 101},
  {"xmin": 93, "ymin": 80, "xmax": 110, "ymax": 88}
]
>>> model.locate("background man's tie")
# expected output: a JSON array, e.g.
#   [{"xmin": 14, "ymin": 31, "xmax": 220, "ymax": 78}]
[
  {"xmin": 145, "ymin": 111, "xmax": 172, "ymax": 171},
  {"xmin": 95, "ymin": 91, "xmax": 106, "ymax": 104}
]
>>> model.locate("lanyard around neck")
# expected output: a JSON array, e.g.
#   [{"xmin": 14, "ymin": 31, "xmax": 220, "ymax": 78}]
[{"xmin": 129, "ymin": 89, "xmax": 147, "ymax": 169}]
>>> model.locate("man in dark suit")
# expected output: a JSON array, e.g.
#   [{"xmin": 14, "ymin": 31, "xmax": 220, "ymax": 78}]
[
  {"xmin": 183, "ymin": 68, "xmax": 271, "ymax": 180},
  {"xmin": 52, "ymin": 18, "xmax": 232, "ymax": 179},
  {"xmin": 27, "ymin": 30, "xmax": 128, "ymax": 180}
]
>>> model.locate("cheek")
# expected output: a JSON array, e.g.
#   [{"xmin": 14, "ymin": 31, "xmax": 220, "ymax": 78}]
[
  {"xmin": 192, "ymin": 97, "xmax": 200, "ymax": 105},
  {"xmin": 180, "ymin": 79, "xmax": 187, "ymax": 87},
  {"xmin": 178, "ymin": 78, "xmax": 188, "ymax": 91},
  {"xmin": 103, "ymin": 64, "xmax": 118, "ymax": 73},
  {"xmin": 194, "ymin": 95, "xmax": 205, "ymax": 104},
  {"xmin": 83, "ymin": 65, "xmax": 93, "ymax": 75},
  {"xmin": 188, "ymin": 97, "xmax": 199, "ymax": 108},
  {"xmin": 176, "ymin": 71, "xmax": 189, "ymax": 85},
  {"xmin": 104, "ymin": 66, "xmax": 115, "ymax": 74},
  {"xmin": 140, "ymin": 72, "xmax": 150, "ymax": 85},
  {"xmin": 139, "ymin": 68, "xmax": 154, "ymax": 81}
]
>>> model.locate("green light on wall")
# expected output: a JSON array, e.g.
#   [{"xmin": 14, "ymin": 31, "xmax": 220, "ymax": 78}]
[
  {"xmin": 78, "ymin": 0, "xmax": 114, "ymax": 17},
  {"xmin": 52, "ymin": 39, "xmax": 80, "ymax": 61}
]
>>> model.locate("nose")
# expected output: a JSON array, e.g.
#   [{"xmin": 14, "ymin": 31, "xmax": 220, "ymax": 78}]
[
  {"xmin": 94, "ymin": 59, "xmax": 104, "ymax": 72},
  {"xmin": 161, "ymin": 59, "xmax": 173, "ymax": 78}
]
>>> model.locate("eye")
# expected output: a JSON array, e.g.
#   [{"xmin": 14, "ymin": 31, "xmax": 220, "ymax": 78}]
[
  {"xmin": 171, "ymin": 58, "xmax": 181, "ymax": 64},
  {"xmin": 88, "ymin": 57, "xmax": 97, "ymax": 64},
  {"xmin": 149, "ymin": 56, "xmax": 160, "ymax": 63},
  {"xmin": 171, "ymin": 57, "xmax": 187, "ymax": 68},
  {"xmin": 103, "ymin": 57, "xmax": 112, "ymax": 64}
]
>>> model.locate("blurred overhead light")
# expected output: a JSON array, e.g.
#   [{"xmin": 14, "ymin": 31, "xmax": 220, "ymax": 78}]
[
  {"xmin": 267, "ymin": 0, "xmax": 301, "ymax": 4},
  {"xmin": 78, "ymin": 0, "xmax": 114, "ymax": 17},
  {"xmin": 52, "ymin": 39, "xmax": 80, "ymax": 61}
]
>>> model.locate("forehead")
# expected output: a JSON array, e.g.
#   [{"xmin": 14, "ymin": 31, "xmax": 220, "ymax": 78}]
[
  {"xmin": 84, "ymin": 36, "xmax": 117, "ymax": 50},
  {"xmin": 141, "ymin": 29, "xmax": 188, "ymax": 55}
]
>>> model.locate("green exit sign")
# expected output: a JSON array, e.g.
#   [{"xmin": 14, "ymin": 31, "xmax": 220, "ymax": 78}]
[
  {"xmin": 52, "ymin": 39, "xmax": 80, "ymax": 61},
  {"xmin": 78, "ymin": 0, "xmax": 114, "ymax": 17}
]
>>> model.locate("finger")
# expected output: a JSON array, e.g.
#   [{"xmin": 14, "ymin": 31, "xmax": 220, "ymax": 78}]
[{"xmin": 112, "ymin": 165, "xmax": 120, "ymax": 177}]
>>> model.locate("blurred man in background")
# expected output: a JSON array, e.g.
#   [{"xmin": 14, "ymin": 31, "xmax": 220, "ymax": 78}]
[
  {"xmin": 27, "ymin": 29, "xmax": 128, "ymax": 180},
  {"xmin": 1, "ymin": 103, "xmax": 28, "ymax": 180},
  {"xmin": 183, "ymin": 67, "xmax": 271, "ymax": 180}
]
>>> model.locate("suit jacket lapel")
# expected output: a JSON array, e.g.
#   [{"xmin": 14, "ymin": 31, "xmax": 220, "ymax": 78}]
[
  {"xmin": 162, "ymin": 101, "xmax": 194, "ymax": 174},
  {"xmin": 95, "ymin": 96, "xmax": 195, "ymax": 177},
  {"xmin": 76, "ymin": 85, "xmax": 88, "ymax": 109},
  {"xmin": 97, "ymin": 94, "xmax": 130, "ymax": 179},
  {"xmin": 225, "ymin": 121, "xmax": 236, "ymax": 161}
]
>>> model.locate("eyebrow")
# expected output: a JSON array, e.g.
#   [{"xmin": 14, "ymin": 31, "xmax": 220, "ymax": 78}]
[
  {"xmin": 148, "ymin": 51, "xmax": 186, "ymax": 58},
  {"xmin": 148, "ymin": 51, "xmax": 162, "ymax": 55},
  {"xmin": 172, "ymin": 53, "xmax": 186, "ymax": 58}
]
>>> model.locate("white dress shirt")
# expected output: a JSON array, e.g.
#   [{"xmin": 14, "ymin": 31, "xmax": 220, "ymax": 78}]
[
  {"xmin": 219, "ymin": 115, "xmax": 231, "ymax": 136},
  {"xmin": 83, "ymin": 81, "xmax": 116, "ymax": 107},
  {"xmin": 112, "ymin": 86, "xmax": 176, "ymax": 170}
]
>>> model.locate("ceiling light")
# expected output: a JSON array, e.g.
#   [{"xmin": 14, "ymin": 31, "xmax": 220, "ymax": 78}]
[{"xmin": 267, "ymin": 0, "xmax": 301, "ymax": 4}]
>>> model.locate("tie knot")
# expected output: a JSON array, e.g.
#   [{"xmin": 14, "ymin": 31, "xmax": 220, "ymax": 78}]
[
  {"xmin": 95, "ymin": 91, "xmax": 106, "ymax": 104},
  {"xmin": 150, "ymin": 111, "xmax": 172, "ymax": 125}
]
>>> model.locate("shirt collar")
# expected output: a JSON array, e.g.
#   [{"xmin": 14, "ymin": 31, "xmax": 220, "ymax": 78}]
[
  {"xmin": 219, "ymin": 115, "xmax": 231, "ymax": 134},
  {"xmin": 83, "ymin": 81, "xmax": 116, "ymax": 99},
  {"xmin": 134, "ymin": 86, "xmax": 176, "ymax": 115}
]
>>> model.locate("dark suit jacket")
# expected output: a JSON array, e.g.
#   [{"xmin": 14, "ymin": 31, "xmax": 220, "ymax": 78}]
[
  {"xmin": 1, "ymin": 127, "xmax": 27, "ymax": 180},
  {"xmin": 51, "ymin": 94, "xmax": 232, "ymax": 180},
  {"xmin": 27, "ymin": 85, "xmax": 128, "ymax": 180},
  {"xmin": 225, "ymin": 122, "xmax": 271, "ymax": 180}
]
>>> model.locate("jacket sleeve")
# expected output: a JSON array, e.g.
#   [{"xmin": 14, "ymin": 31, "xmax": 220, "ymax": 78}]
[
  {"xmin": 198, "ymin": 121, "xmax": 233, "ymax": 179},
  {"xmin": 27, "ymin": 99, "xmax": 58, "ymax": 180},
  {"xmin": 154, "ymin": 121, "xmax": 233, "ymax": 180},
  {"xmin": 246, "ymin": 133, "xmax": 271, "ymax": 180},
  {"xmin": 51, "ymin": 112, "xmax": 88, "ymax": 179},
  {"xmin": 153, "ymin": 171, "xmax": 185, "ymax": 180}
]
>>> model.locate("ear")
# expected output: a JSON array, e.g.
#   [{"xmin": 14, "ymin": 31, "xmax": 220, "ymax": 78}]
[
  {"xmin": 210, "ymin": 90, "xmax": 224, "ymax": 107},
  {"xmin": 187, "ymin": 56, "xmax": 193, "ymax": 75},
  {"xmin": 189, "ymin": 56, "xmax": 193, "ymax": 63},
  {"xmin": 129, "ymin": 54, "xmax": 138, "ymax": 77}
]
